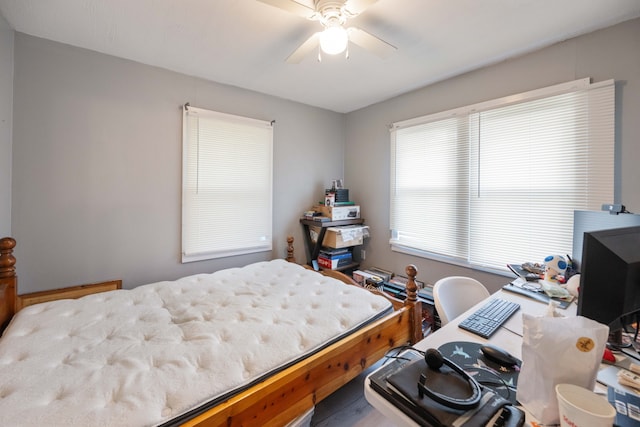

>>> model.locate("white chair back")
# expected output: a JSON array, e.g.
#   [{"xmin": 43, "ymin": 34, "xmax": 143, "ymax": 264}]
[{"xmin": 433, "ymin": 276, "xmax": 490, "ymax": 326}]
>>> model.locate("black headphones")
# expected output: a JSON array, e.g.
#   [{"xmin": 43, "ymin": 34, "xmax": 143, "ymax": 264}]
[{"xmin": 417, "ymin": 348, "xmax": 482, "ymax": 410}]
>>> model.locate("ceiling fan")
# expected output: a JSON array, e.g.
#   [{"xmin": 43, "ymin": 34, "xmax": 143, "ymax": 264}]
[{"xmin": 257, "ymin": 0, "xmax": 396, "ymax": 63}]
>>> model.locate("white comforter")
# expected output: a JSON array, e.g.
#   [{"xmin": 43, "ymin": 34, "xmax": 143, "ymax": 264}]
[{"xmin": 0, "ymin": 260, "xmax": 391, "ymax": 427}]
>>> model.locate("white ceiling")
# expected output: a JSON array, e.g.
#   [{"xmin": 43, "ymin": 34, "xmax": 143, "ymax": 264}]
[{"xmin": 1, "ymin": 0, "xmax": 639, "ymax": 113}]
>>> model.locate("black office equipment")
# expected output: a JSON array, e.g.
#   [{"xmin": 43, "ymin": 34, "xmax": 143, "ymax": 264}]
[
  {"xmin": 458, "ymin": 298, "xmax": 520, "ymax": 339},
  {"xmin": 572, "ymin": 210, "xmax": 640, "ymax": 270},
  {"xmin": 369, "ymin": 347, "xmax": 525, "ymax": 426},
  {"xmin": 480, "ymin": 344, "xmax": 519, "ymax": 368},
  {"xmin": 439, "ymin": 341, "xmax": 521, "ymax": 405},
  {"xmin": 416, "ymin": 348, "xmax": 482, "ymax": 410},
  {"xmin": 577, "ymin": 225, "xmax": 640, "ymax": 346}
]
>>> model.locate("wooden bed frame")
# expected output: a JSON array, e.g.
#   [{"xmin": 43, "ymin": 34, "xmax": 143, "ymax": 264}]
[{"xmin": 0, "ymin": 236, "xmax": 423, "ymax": 427}]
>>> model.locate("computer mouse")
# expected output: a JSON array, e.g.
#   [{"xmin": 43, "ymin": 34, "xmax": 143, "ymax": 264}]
[{"xmin": 480, "ymin": 344, "xmax": 519, "ymax": 367}]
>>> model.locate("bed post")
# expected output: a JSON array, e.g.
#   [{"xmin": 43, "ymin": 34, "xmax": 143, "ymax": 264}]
[
  {"xmin": 0, "ymin": 237, "xmax": 17, "ymax": 330},
  {"xmin": 285, "ymin": 236, "xmax": 296, "ymax": 263},
  {"xmin": 404, "ymin": 264, "xmax": 424, "ymax": 344}
]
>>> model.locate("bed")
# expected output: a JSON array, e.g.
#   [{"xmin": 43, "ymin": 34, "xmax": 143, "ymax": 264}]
[{"xmin": 0, "ymin": 236, "xmax": 422, "ymax": 427}]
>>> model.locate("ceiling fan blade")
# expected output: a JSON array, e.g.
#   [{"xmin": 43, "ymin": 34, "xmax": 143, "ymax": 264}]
[
  {"xmin": 256, "ymin": 0, "xmax": 316, "ymax": 19},
  {"xmin": 347, "ymin": 27, "xmax": 396, "ymax": 59},
  {"xmin": 286, "ymin": 32, "xmax": 321, "ymax": 63},
  {"xmin": 344, "ymin": 0, "xmax": 378, "ymax": 16}
]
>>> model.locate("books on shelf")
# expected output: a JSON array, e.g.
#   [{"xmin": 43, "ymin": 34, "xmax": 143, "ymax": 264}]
[
  {"xmin": 317, "ymin": 255, "xmax": 353, "ymax": 269},
  {"xmin": 353, "ymin": 270, "xmax": 384, "ymax": 286},
  {"xmin": 389, "ymin": 275, "xmax": 426, "ymax": 290},
  {"xmin": 383, "ymin": 281, "xmax": 434, "ymax": 302},
  {"xmin": 317, "ymin": 248, "xmax": 353, "ymax": 270},
  {"xmin": 301, "ymin": 213, "xmax": 331, "ymax": 222},
  {"xmin": 319, "ymin": 247, "xmax": 349, "ymax": 256},
  {"xmin": 364, "ymin": 267, "xmax": 393, "ymax": 282}
]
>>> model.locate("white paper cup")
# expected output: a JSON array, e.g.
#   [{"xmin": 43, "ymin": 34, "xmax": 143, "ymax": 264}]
[{"xmin": 556, "ymin": 383, "xmax": 616, "ymax": 427}]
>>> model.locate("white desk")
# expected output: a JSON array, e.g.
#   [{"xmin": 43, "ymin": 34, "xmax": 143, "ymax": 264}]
[{"xmin": 364, "ymin": 287, "xmax": 577, "ymax": 426}]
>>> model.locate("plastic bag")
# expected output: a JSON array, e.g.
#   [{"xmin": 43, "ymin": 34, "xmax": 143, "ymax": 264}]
[{"xmin": 517, "ymin": 309, "xmax": 609, "ymax": 425}]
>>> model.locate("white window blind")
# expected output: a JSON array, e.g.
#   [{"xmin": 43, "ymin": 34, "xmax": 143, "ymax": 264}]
[
  {"xmin": 390, "ymin": 78, "xmax": 615, "ymax": 272},
  {"xmin": 182, "ymin": 105, "xmax": 273, "ymax": 262}
]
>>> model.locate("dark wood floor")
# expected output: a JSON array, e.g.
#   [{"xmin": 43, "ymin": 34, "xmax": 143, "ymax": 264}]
[{"xmin": 310, "ymin": 361, "xmax": 395, "ymax": 427}]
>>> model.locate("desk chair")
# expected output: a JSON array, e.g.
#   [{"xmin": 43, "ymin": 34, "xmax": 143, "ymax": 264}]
[{"xmin": 433, "ymin": 276, "xmax": 490, "ymax": 326}]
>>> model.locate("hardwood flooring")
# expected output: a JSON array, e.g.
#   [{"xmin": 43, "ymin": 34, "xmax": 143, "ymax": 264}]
[{"xmin": 310, "ymin": 361, "xmax": 395, "ymax": 427}]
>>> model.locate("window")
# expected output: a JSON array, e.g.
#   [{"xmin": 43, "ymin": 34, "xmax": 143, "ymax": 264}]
[
  {"xmin": 182, "ymin": 105, "xmax": 273, "ymax": 262},
  {"xmin": 390, "ymin": 78, "xmax": 615, "ymax": 273}
]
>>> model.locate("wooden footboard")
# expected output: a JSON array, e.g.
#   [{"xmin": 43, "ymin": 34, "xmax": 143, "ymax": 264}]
[
  {"xmin": 183, "ymin": 239, "xmax": 423, "ymax": 427},
  {"xmin": 0, "ymin": 236, "xmax": 423, "ymax": 427},
  {"xmin": 183, "ymin": 302, "xmax": 417, "ymax": 426},
  {"xmin": 312, "ymin": 263, "xmax": 423, "ymax": 345}
]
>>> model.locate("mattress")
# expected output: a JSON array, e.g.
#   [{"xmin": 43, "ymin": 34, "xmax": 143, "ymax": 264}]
[{"xmin": 0, "ymin": 260, "xmax": 392, "ymax": 427}]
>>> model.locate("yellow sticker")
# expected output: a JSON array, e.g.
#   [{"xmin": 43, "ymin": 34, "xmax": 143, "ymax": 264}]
[{"xmin": 576, "ymin": 337, "xmax": 595, "ymax": 352}]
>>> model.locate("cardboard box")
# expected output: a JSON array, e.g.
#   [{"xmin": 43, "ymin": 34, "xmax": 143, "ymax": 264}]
[
  {"xmin": 322, "ymin": 225, "xmax": 368, "ymax": 248},
  {"xmin": 313, "ymin": 205, "xmax": 360, "ymax": 221}
]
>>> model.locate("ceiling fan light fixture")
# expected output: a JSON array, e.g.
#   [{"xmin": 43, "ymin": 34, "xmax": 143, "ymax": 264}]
[{"xmin": 319, "ymin": 25, "xmax": 348, "ymax": 55}]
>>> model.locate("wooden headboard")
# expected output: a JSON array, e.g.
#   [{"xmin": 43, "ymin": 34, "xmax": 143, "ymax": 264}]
[
  {"xmin": 0, "ymin": 235, "xmax": 419, "ymax": 342},
  {"xmin": 0, "ymin": 237, "xmax": 124, "ymax": 333},
  {"xmin": 0, "ymin": 237, "xmax": 17, "ymax": 331},
  {"xmin": 0, "ymin": 235, "xmax": 302, "ymax": 334}
]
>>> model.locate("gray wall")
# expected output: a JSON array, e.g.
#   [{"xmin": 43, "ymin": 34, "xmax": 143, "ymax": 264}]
[
  {"xmin": 12, "ymin": 34, "xmax": 345, "ymax": 292},
  {"xmin": 345, "ymin": 18, "xmax": 640, "ymax": 293},
  {"xmin": 0, "ymin": 12, "xmax": 12, "ymax": 237},
  {"xmin": 10, "ymin": 19, "xmax": 640, "ymax": 294}
]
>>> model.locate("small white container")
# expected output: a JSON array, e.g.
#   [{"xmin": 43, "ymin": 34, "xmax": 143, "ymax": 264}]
[{"xmin": 556, "ymin": 383, "xmax": 616, "ymax": 427}]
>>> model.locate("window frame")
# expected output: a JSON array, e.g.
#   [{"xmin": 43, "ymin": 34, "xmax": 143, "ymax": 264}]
[
  {"xmin": 389, "ymin": 78, "xmax": 615, "ymax": 275},
  {"xmin": 181, "ymin": 105, "xmax": 274, "ymax": 263}
]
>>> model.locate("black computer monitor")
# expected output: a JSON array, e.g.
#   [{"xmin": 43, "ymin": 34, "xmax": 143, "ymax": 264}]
[
  {"xmin": 577, "ymin": 226, "xmax": 640, "ymax": 345},
  {"xmin": 572, "ymin": 210, "xmax": 640, "ymax": 270}
]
